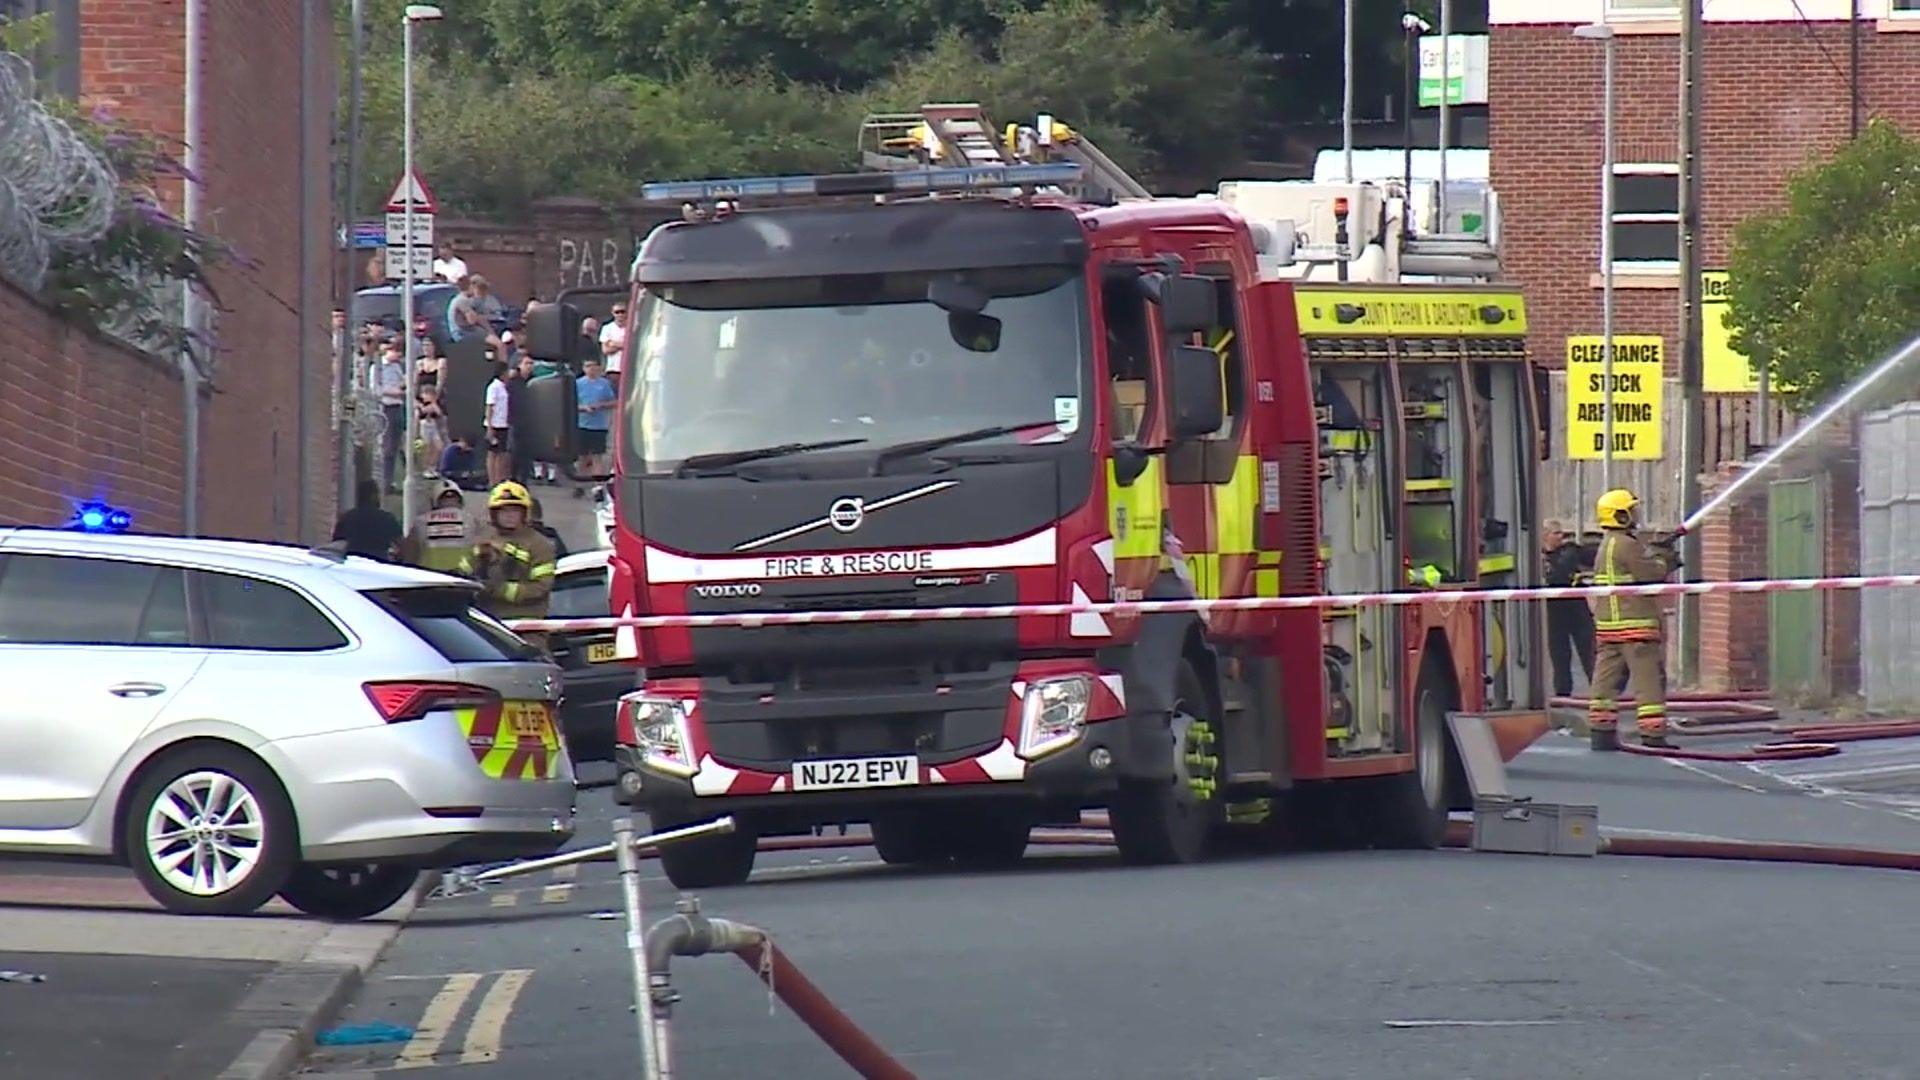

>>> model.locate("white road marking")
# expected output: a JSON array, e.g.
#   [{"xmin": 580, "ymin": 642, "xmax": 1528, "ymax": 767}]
[
  {"xmin": 551, "ymin": 864, "xmax": 578, "ymax": 882},
  {"xmin": 540, "ymin": 883, "xmax": 573, "ymax": 904},
  {"xmin": 393, "ymin": 973, "xmax": 481, "ymax": 1069},
  {"xmin": 489, "ymin": 892, "xmax": 517, "ymax": 908},
  {"xmin": 1383, "ymin": 1019, "xmax": 1567, "ymax": 1028},
  {"xmin": 460, "ymin": 969, "xmax": 533, "ymax": 1065}
]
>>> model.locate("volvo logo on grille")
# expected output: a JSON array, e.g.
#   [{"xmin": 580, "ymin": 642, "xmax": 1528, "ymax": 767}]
[
  {"xmin": 693, "ymin": 583, "xmax": 763, "ymax": 598},
  {"xmin": 827, "ymin": 496, "xmax": 865, "ymax": 533}
]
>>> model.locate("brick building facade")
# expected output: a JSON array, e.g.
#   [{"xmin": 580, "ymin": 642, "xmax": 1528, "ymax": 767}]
[
  {"xmin": 7, "ymin": 0, "xmax": 335, "ymax": 542},
  {"xmin": 1489, "ymin": 0, "xmax": 1919, "ymax": 692}
]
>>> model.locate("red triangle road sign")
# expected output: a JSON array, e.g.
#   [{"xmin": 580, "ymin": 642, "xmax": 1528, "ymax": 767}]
[{"xmin": 385, "ymin": 170, "xmax": 437, "ymax": 212}]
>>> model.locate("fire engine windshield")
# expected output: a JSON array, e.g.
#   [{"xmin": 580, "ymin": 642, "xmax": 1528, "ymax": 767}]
[{"xmin": 624, "ymin": 266, "xmax": 1089, "ymax": 474}]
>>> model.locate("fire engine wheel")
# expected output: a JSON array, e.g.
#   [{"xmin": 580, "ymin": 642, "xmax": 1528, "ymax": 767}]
[
  {"xmin": 656, "ymin": 819, "xmax": 758, "ymax": 890},
  {"xmin": 1110, "ymin": 659, "xmax": 1220, "ymax": 866},
  {"xmin": 1367, "ymin": 660, "xmax": 1452, "ymax": 850}
]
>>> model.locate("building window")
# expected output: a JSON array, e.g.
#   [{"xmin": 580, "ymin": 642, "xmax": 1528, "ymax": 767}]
[
  {"xmin": 1607, "ymin": 0, "xmax": 1678, "ymax": 15},
  {"xmin": 1893, "ymin": 0, "xmax": 1920, "ymax": 15},
  {"xmin": 1611, "ymin": 164, "xmax": 1679, "ymax": 272}
]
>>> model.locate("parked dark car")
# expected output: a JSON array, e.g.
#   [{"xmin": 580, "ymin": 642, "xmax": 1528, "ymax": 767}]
[{"xmin": 544, "ymin": 549, "xmax": 630, "ymax": 762}]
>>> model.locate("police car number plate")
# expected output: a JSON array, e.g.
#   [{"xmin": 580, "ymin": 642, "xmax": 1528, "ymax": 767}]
[{"xmin": 790, "ymin": 755, "xmax": 918, "ymax": 792}]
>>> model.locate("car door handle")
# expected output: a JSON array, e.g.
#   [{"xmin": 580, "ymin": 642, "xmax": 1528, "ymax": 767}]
[{"xmin": 108, "ymin": 682, "xmax": 168, "ymax": 699}]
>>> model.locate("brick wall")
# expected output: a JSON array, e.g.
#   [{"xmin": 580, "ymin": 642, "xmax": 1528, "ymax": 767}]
[
  {"xmin": 1696, "ymin": 463, "xmax": 1769, "ymax": 692},
  {"xmin": 1492, "ymin": 19, "xmax": 1916, "ymax": 695},
  {"xmin": 1490, "ymin": 21, "xmax": 1920, "ymax": 376},
  {"xmin": 59, "ymin": 0, "xmax": 337, "ymax": 542},
  {"xmin": 1, "ymin": 281, "xmax": 187, "ymax": 533}
]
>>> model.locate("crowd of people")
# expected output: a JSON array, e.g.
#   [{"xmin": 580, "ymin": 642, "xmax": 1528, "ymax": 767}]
[
  {"xmin": 332, "ymin": 239, "xmax": 628, "ymax": 503},
  {"xmin": 322, "ymin": 240, "xmax": 633, "ymax": 639}
]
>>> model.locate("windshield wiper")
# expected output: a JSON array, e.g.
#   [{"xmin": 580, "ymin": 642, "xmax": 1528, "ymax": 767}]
[
  {"xmin": 674, "ymin": 438, "xmax": 869, "ymax": 478},
  {"xmin": 869, "ymin": 420, "xmax": 1060, "ymax": 476}
]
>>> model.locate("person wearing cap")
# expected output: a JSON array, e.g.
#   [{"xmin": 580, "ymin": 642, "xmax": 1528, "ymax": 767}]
[{"xmin": 398, "ymin": 480, "xmax": 474, "ymax": 573}]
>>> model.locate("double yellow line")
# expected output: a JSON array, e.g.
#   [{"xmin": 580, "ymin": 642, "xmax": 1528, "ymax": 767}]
[{"xmin": 393, "ymin": 969, "xmax": 534, "ymax": 1069}]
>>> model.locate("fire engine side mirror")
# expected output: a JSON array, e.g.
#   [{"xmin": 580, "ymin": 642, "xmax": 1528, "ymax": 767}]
[
  {"xmin": 522, "ymin": 302, "xmax": 585, "ymax": 364},
  {"xmin": 1154, "ymin": 275, "xmax": 1218, "ymax": 336},
  {"xmin": 1168, "ymin": 344, "xmax": 1224, "ymax": 441}
]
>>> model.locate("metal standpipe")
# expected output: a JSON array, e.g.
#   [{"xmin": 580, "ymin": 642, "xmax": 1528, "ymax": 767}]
[
  {"xmin": 613, "ymin": 817, "xmax": 668, "ymax": 1080},
  {"xmin": 423, "ymin": 816, "xmax": 735, "ymax": 1078}
]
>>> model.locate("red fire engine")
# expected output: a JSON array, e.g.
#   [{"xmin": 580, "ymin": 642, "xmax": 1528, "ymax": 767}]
[{"xmin": 519, "ymin": 105, "xmax": 1548, "ymax": 889}]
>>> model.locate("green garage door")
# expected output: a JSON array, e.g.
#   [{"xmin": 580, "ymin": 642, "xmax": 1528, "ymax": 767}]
[{"xmin": 1768, "ymin": 478, "xmax": 1826, "ymax": 697}]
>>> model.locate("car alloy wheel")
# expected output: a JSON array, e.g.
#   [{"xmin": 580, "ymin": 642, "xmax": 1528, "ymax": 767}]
[{"xmin": 145, "ymin": 770, "xmax": 267, "ymax": 897}]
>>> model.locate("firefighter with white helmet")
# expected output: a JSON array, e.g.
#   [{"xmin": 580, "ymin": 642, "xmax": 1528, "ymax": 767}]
[
  {"xmin": 1585, "ymin": 488, "xmax": 1679, "ymax": 750},
  {"xmin": 459, "ymin": 481, "xmax": 558, "ymax": 651},
  {"xmin": 398, "ymin": 479, "xmax": 472, "ymax": 573}
]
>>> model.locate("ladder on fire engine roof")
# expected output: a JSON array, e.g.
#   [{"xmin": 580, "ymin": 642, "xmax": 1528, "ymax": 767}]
[{"xmin": 859, "ymin": 102, "xmax": 1154, "ymax": 205}]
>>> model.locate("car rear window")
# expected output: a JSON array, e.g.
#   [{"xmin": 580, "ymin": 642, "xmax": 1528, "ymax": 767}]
[
  {"xmin": 366, "ymin": 586, "xmax": 542, "ymax": 662},
  {"xmin": 548, "ymin": 567, "xmax": 611, "ymax": 619}
]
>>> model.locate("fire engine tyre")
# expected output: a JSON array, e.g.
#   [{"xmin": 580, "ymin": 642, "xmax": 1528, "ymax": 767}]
[
  {"xmin": 1368, "ymin": 660, "xmax": 1453, "ymax": 850},
  {"xmin": 657, "ymin": 824, "xmax": 758, "ymax": 890},
  {"xmin": 122, "ymin": 745, "xmax": 298, "ymax": 917},
  {"xmin": 1109, "ymin": 659, "xmax": 1219, "ymax": 866},
  {"xmin": 277, "ymin": 863, "xmax": 422, "ymax": 921}
]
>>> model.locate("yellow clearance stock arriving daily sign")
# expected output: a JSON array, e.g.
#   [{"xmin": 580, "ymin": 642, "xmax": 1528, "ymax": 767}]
[{"xmin": 1566, "ymin": 336, "xmax": 1663, "ymax": 460}]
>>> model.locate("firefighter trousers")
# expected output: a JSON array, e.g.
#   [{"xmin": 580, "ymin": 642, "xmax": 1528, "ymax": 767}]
[{"xmin": 1587, "ymin": 638, "xmax": 1666, "ymax": 736}]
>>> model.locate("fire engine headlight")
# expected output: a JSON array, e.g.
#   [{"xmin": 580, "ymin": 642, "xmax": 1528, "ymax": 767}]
[
  {"xmin": 623, "ymin": 696, "xmax": 695, "ymax": 777},
  {"xmin": 1017, "ymin": 676, "xmax": 1092, "ymax": 761}
]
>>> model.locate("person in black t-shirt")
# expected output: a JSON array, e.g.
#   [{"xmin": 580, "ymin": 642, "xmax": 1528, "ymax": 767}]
[
  {"xmin": 331, "ymin": 479, "xmax": 404, "ymax": 561},
  {"xmin": 1542, "ymin": 518, "xmax": 1596, "ymax": 698}
]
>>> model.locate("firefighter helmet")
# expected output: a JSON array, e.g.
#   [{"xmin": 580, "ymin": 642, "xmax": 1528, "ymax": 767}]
[
  {"xmin": 1596, "ymin": 488, "xmax": 1639, "ymax": 528},
  {"xmin": 433, "ymin": 479, "xmax": 464, "ymax": 507},
  {"xmin": 488, "ymin": 481, "xmax": 533, "ymax": 512}
]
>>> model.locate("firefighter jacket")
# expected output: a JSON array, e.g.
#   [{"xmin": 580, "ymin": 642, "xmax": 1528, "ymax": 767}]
[
  {"xmin": 400, "ymin": 506, "xmax": 474, "ymax": 574},
  {"xmin": 459, "ymin": 524, "xmax": 558, "ymax": 621},
  {"xmin": 1587, "ymin": 527, "xmax": 1677, "ymax": 640}
]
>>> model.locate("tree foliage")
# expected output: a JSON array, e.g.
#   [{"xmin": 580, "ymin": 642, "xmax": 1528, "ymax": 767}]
[
  {"xmin": 344, "ymin": 0, "xmax": 1425, "ymax": 219},
  {"xmin": 1723, "ymin": 119, "xmax": 1920, "ymax": 406}
]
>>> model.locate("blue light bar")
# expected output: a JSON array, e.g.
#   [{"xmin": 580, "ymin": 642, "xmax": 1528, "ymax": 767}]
[
  {"xmin": 641, "ymin": 162, "xmax": 1085, "ymax": 204},
  {"xmin": 69, "ymin": 500, "xmax": 133, "ymax": 533}
]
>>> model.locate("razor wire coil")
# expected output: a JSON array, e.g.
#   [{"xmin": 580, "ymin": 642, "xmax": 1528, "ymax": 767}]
[{"xmin": 0, "ymin": 49, "xmax": 118, "ymax": 293}]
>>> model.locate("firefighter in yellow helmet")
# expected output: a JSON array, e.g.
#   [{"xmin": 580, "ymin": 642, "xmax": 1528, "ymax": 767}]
[
  {"xmin": 459, "ymin": 481, "xmax": 558, "ymax": 652},
  {"xmin": 1585, "ymin": 488, "xmax": 1679, "ymax": 750}
]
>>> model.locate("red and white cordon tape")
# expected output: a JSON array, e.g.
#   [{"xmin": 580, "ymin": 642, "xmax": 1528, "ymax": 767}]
[{"xmin": 506, "ymin": 573, "xmax": 1920, "ymax": 633}]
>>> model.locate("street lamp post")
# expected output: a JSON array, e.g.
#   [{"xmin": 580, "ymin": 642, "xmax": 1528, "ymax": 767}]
[
  {"xmin": 1576, "ymin": 22, "xmax": 1617, "ymax": 494},
  {"xmin": 400, "ymin": 4, "xmax": 442, "ymax": 526}
]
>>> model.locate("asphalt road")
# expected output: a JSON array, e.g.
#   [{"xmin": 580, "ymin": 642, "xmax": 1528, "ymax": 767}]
[
  {"xmin": 0, "ymin": 952, "xmax": 275, "ymax": 1080},
  {"xmin": 297, "ymin": 739, "xmax": 1920, "ymax": 1080}
]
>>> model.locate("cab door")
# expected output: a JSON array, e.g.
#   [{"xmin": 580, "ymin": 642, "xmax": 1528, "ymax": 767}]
[{"xmin": 0, "ymin": 553, "xmax": 206, "ymax": 833}]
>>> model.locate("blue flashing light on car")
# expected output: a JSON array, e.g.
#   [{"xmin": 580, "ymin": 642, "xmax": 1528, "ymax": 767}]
[{"xmin": 69, "ymin": 501, "xmax": 133, "ymax": 533}]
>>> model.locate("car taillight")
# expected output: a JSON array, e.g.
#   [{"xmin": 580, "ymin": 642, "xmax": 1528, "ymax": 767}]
[{"xmin": 364, "ymin": 681, "xmax": 501, "ymax": 723}]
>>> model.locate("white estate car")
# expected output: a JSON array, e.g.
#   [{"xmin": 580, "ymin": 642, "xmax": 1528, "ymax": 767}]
[{"xmin": 0, "ymin": 527, "xmax": 577, "ymax": 918}]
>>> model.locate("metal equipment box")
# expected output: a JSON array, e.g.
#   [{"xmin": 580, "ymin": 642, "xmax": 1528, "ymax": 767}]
[{"xmin": 1470, "ymin": 796, "xmax": 1600, "ymax": 857}]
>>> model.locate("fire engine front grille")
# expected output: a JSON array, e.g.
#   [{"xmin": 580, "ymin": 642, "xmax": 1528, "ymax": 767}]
[{"xmin": 696, "ymin": 661, "xmax": 1016, "ymax": 772}]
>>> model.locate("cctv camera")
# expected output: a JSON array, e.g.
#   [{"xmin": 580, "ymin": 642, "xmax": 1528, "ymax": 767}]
[{"xmin": 1402, "ymin": 12, "xmax": 1434, "ymax": 32}]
